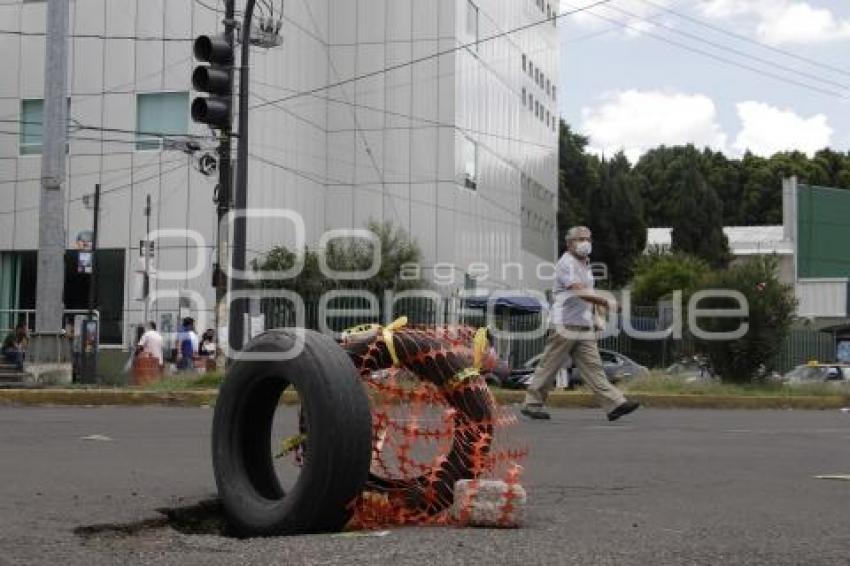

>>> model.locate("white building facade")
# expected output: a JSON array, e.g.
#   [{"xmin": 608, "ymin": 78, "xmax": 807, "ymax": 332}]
[{"xmin": 0, "ymin": 0, "xmax": 560, "ymax": 346}]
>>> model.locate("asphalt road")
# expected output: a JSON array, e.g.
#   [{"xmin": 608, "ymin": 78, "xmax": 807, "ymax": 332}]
[{"xmin": 1, "ymin": 406, "xmax": 848, "ymax": 566}]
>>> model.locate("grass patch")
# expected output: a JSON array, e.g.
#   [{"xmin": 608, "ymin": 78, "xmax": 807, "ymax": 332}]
[
  {"xmin": 621, "ymin": 372, "xmax": 847, "ymax": 398},
  {"xmin": 142, "ymin": 372, "xmax": 225, "ymax": 391}
]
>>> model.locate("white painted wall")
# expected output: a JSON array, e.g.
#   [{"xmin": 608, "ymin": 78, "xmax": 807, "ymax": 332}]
[{"xmin": 0, "ymin": 0, "xmax": 559, "ymax": 343}]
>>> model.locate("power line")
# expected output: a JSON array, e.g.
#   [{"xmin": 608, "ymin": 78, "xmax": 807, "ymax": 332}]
[
  {"xmin": 561, "ymin": 1, "xmax": 848, "ymax": 100},
  {"xmin": 0, "ymin": 158, "xmax": 187, "ymax": 216},
  {"xmin": 0, "ymin": 29, "xmax": 192, "ymax": 41},
  {"xmin": 0, "ymin": 118, "xmax": 219, "ymax": 143},
  {"xmin": 594, "ymin": 1, "xmax": 850, "ymax": 92},
  {"xmin": 633, "ymin": 0, "xmax": 850, "ymax": 79},
  {"xmin": 0, "ymin": 156, "xmax": 189, "ymax": 185},
  {"xmin": 251, "ymin": 79, "xmax": 555, "ymax": 150},
  {"xmin": 249, "ymin": 0, "xmax": 611, "ymax": 110}
]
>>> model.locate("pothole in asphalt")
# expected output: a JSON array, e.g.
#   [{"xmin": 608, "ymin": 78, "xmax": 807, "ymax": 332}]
[{"xmin": 75, "ymin": 498, "xmax": 235, "ymax": 539}]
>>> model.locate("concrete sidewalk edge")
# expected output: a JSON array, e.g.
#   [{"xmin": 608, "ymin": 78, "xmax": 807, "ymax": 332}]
[{"xmin": 0, "ymin": 388, "xmax": 848, "ymax": 410}]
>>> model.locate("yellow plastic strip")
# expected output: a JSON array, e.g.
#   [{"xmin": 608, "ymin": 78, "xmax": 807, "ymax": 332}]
[
  {"xmin": 382, "ymin": 316, "xmax": 408, "ymax": 366},
  {"xmin": 472, "ymin": 327, "xmax": 489, "ymax": 370},
  {"xmin": 454, "ymin": 367, "xmax": 480, "ymax": 383}
]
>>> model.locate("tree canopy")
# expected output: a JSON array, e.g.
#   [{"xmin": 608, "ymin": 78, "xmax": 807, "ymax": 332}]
[{"xmin": 557, "ymin": 120, "xmax": 850, "ymax": 276}]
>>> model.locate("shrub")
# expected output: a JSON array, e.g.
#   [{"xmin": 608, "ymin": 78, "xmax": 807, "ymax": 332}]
[{"xmin": 695, "ymin": 256, "xmax": 797, "ymax": 383}]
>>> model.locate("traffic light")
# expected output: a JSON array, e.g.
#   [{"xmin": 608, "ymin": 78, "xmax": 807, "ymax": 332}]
[{"xmin": 191, "ymin": 35, "xmax": 233, "ymax": 129}]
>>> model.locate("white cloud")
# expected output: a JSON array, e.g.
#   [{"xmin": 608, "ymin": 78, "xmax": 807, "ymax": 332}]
[
  {"xmin": 697, "ymin": 1, "xmax": 850, "ymax": 44},
  {"xmin": 733, "ymin": 101, "xmax": 832, "ymax": 156},
  {"xmin": 580, "ymin": 90, "xmax": 728, "ymax": 163}
]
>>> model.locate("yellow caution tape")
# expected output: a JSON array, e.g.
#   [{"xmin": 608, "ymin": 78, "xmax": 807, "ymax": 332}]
[
  {"xmin": 275, "ymin": 433, "xmax": 307, "ymax": 459},
  {"xmin": 472, "ymin": 327, "xmax": 489, "ymax": 370},
  {"xmin": 341, "ymin": 323, "xmax": 380, "ymax": 339},
  {"xmin": 382, "ymin": 316, "xmax": 408, "ymax": 366},
  {"xmin": 453, "ymin": 367, "xmax": 480, "ymax": 383}
]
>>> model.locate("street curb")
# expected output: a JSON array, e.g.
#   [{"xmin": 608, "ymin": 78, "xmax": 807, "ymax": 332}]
[{"xmin": 0, "ymin": 388, "xmax": 847, "ymax": 410}]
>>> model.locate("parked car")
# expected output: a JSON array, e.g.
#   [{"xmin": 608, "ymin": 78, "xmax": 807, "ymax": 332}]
[
  {"xmin": 665, "ymin": 355, "xmax": 716, "ymax": 382},
  {"xmin": 780, "ymin": 362, "xmax": 850, "ymax": 386},
  {"xmin": 503, "ymin": 349, "xmax": 648, "ymax": 389}
]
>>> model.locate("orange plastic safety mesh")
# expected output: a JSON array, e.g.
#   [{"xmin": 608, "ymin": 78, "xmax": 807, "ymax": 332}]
[{"xmin": 341, "ymin": 326, "xmax": 527, "ymax": 528}]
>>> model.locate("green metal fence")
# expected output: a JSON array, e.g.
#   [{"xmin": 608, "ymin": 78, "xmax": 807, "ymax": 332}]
[{"xmin": 259, "ymin": 296, "xmax": 835, "ymax": 374}]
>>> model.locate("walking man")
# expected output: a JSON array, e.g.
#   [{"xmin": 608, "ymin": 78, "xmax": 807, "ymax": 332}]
[{"xmin": 522, "ymin": 226, "xmax": 640, "ymax": 422}]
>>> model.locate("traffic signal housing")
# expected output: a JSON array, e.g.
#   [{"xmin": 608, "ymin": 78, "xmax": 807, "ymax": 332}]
[{"xmin": 191, "ymin": 35, "xmax": 233, "ymax": 129}]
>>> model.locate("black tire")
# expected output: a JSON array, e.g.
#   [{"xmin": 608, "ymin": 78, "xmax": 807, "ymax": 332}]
[{"xmin": 212, "ymin": 329, "xmax": 373, "ymax": 537}]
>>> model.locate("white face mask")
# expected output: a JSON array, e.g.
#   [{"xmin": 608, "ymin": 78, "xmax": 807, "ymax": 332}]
[{"xmin": 574, "ymin": 241, "xmax": 592, "ymax": 257}]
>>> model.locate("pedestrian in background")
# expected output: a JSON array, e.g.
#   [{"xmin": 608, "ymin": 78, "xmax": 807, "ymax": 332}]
[
  {"xmin": 2, "ymin": 324, "xmax": 28, "ymax": 371},
  {"xmin": 522, "ymin": 226, "xmax": 640, "ymax": 422},
  {"xmin": 136, "ymin": 321, "xmax": 164, "ymax": 370},
  {"xmin": 176, "ymin": 317, "xmax": 199, "ymax": 372}
]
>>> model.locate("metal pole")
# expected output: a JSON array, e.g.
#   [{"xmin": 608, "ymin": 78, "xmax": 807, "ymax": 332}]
[
  {"xmin": 35, "ymin": 0, "xmax": 69, "ymax": 334},
  {"xmin": 84, "ymin": 183, "xmax": 100, "ymax": 383},
  {"xmin": 87, "ymin": 184, "xmax": 101, "ymax": 321},
  {"xmin": 229, "ymin": 0, "xmax": 257, "ymax": 355},
  {"xmin": 143, "ymin": 194, "xmax": 151, "ymax": 325},
  {"xmin": 215, "ymin": 0, "xmax": 236, "ymax": 348}
]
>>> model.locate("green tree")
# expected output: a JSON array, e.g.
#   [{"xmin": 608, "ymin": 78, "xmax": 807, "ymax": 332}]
[
  {"xmin": 557, "ymin": 120, "xmax": 599, "ymax": 242},
  {"xmin": 669, "ymin": 154, "xmax": 730, "ymax": 268},
  {"xmin": 252, "ymin": 220, "xmax": 423, "ymax": 296},
  {"xmin": 696, "ymin": 256, "xmax": 798, "ymax": 383},
  {"xmin": 630, "ymin": 252, "xmax": 709, "ymax": 306},
  {"xmin": 586, "ymin": 153, "xmax": 646, "ymax": 288}
]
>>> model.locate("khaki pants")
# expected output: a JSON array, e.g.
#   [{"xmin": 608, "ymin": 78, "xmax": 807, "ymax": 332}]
[{"xmin": 524, "ymin": 327, "xmax": 626, "ymax": 414}]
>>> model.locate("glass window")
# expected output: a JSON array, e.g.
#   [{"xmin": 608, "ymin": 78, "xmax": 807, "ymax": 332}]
[
  {"xmin": 534, "ymin": 68, "xmax": 539, "ymax": 84},
  {"xmin": 522, "ymin": 54, "xmax": 526, "ymax": 72},
  {"xmin": 546, "ymin": 79, "xmax": 551, "ymax": 95},
  {"xmin": 522, "ymin": 87, "xmax": 526, "ymax": 106},
  {"xmin": 136, "ymin": 92, "xmax": 189, "ymax": 151},
  {"xmin": 553, "ymin": 85, "xmax": 557, "ymax": 101},
  {"xmin": 19, "ymin": 98, "xmax": 70, "ymax": 155},
  {"xmin": 528, "ymin": 61, "xmax": 534, "ymax": 78},
  {"xmin": 20, "ymin": 99, "xmax": 44, "ymax": 156},
  {"xmin": 462, "ymin": 135, "xmax": 477, "ymax": 191},
  {"xmin": 466, "ymin": 0, "xmax": 479, "ymax": 51}
]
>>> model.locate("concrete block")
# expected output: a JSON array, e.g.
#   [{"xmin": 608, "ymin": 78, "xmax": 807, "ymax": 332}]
[{"xmin": 452, "ymin": 479, "xmax": 526, "ymax": 528}]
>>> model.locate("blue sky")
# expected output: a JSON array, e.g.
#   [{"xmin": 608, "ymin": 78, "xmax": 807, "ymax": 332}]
[{"xmin": 557, "ymin": 0, "xmax": 850, "ymax": 162}]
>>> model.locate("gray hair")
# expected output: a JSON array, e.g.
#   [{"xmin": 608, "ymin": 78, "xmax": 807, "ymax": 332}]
[{"xmin": 565, "ymin": 226, "xmax": 591, "ymax": 242}]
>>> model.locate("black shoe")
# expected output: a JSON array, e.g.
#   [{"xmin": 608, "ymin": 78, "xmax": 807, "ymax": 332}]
[
  {"xmin": 607, "ymin": 400, "xmax": 640, "ymax": 422},
  {"xmin": 521, "ymin": 406, "xmax": 551, "ymax": 420}
]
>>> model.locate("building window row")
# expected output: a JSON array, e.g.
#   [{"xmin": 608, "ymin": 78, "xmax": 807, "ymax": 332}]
[
  {"xmin": 466, "ymin": 0, "xmax": 479, "ymax": 52},
  {"xmin": 521, "ymin": 53, "xmax": 555, "ymax": 103},
  {"xmin": 534, "ymin": 0, "xmax": 557, "ymax": 26},
  {"xmin": 19, "ymin": 92, "xmax": 189, "ymax": 155},
  {"xmin": 522, "ymin": 87, "xmax": 557, "ymax": 132},
  {"xmin": 462, "ymin": 135, "xmax": 478, "ymax": 191}
]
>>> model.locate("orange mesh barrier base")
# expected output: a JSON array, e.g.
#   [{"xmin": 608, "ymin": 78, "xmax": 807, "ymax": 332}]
[{"xmin": 341, "ymin": 325, "xmax": 528, "ymax": 529}]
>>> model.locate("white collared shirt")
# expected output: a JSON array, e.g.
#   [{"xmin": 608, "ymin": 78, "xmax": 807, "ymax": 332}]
[{"xmin": 549, "ymin": 252, "xmax": 594, "ymax": 327}]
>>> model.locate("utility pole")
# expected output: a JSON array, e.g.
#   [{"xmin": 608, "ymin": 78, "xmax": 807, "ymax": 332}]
[
  {"xmin": 215, "ymin": 1, "xmax": 236, "ymax": 347},
  {"xmin": 192, "ymin": 4, "xmax": 236, "ymax": 355},
  {"xmin": 143, "ymin": 194, "xmax": 151, "ymax": 326},
  {"xmin": 193, "ymin": 0, "xmax": 280, "ymax": 358},
  {"xmin": 81, "ymin": 183, "xmax": 100, "ymax": 383},
  {"xmin": 229, "ymin": 0, "xmax": 259, "ymax": 354},
  {"xmin": 35, "ymin": 0, "xmax": 69, "ymax": 335}
]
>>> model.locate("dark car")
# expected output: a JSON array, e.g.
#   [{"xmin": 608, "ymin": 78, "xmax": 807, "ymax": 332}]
[{"xmin": 503, "ymin": 349, "xmax": 648, "ymax": 389}]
